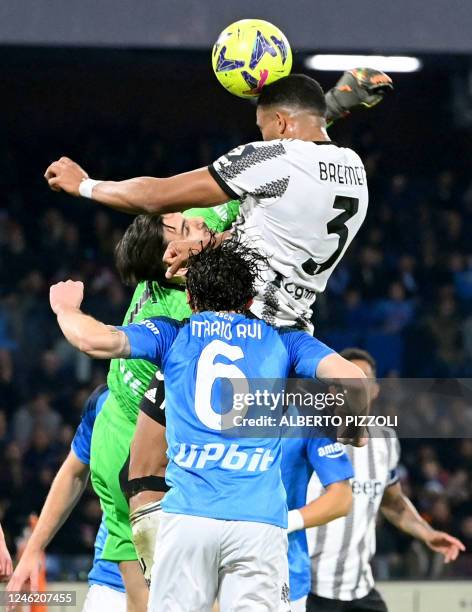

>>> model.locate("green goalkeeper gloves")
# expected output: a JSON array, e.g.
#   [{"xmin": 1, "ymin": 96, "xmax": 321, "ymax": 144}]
[{"xmin": 325, "ymin": 68, "xmax": 393, "ymax": 124}]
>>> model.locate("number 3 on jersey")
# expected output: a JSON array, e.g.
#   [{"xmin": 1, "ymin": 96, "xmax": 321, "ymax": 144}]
[{"xmin": 302, "ymin": 195, "xmax": 359, "ymax": 276}]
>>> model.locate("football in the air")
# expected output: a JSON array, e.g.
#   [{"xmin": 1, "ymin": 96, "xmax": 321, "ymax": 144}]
[{"xmin": 211, "ymin": 19, "xmax": 293, "ymax": 99}]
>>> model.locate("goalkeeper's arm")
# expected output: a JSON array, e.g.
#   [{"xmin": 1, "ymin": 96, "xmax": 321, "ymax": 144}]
[{"xmin": 325, "ymin": 68, "xmax": 393, "ymax": 125}]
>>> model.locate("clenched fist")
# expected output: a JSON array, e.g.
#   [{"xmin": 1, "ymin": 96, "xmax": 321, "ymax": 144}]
[
  {"xmin": 50, "ymin": 280, "xmax": 84, "ymax": 314},
  {"xmin": 44, "ymin": 157, "xmax": 88, "ymax": 196}
]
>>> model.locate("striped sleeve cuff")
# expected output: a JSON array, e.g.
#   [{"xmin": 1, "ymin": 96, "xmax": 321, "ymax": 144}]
[{"xmin": 208, "ymin": 164, "xmax": 240, "ymax": 200}]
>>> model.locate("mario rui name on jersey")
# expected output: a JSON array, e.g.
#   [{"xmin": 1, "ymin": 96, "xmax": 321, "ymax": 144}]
[
  {"xmin": 191, "ymin": 314, "xmax": 262, "ymax": 340},
  {"xmin": 136, "ymin": 313, "xmax": 262, "ymax": 341}
]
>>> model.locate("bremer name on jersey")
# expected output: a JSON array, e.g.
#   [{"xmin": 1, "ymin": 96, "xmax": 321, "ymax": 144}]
[{"xmin": 209, "ymin": 140, "xmax": 368, "ymax": 330}]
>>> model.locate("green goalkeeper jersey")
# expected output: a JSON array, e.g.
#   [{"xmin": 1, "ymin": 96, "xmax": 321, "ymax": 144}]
[{"xmin": 106, "ymin": 200, "xmax": 240, "ymax": 422}]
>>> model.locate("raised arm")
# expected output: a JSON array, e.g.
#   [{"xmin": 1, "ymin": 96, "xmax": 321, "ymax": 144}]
[
  {"xmin": 44, "ymin": 158, "xmax": 229, "ymax": 215},
  {"xmin": 49, "ymin": 280, "xmax": 130, "ymax": 359},
  {"xmin": 316, "ymin": 352, "xmax": 369, "ymax": 446}
]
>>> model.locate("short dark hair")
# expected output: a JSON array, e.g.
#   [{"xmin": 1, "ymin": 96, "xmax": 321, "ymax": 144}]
[
  {"xmin": 186, "ymin": 236, "xmax": 268, "ymax": 313},
  {"xmin": 115, "ymin": 215, "xmax": 167, "ymax": 285},
  {"xmin": 340, "ymin": 348, "xmax": 377, "ymax": 375},
  {"xmin": 257, "ymin": 74, "xmax": 327, "ymax": 117}
]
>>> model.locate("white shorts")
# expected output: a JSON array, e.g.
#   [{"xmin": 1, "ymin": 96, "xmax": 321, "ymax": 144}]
[
  {"xmin": 148, "ymin": 512, "xmax": 290, "ymax": 612},
  {"xmin": 291, "ymin": 596, "xmax": 307, "ymax": 612},
  {"xmin": 82, "ymin": 584, "xmax": 126, "ymax": 612}
]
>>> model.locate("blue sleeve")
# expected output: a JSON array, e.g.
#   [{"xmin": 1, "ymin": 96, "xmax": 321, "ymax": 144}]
[
  {"xmin": 117, "ymin": 317, "xmax": 181, "ymax": 366},
  {"xmin": 280, "ymin": 329, "xmax": 334, "ymax": 378},
  {"xmin": 306, "ymin": 438, "xmax": 354, "ymax": 488},
  {"xmin": 71, "ymin": 386, "xmax": 108, "ymax": 465}
]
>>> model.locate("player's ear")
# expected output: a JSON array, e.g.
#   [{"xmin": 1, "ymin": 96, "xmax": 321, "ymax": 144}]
[{"xmin": 275, "ymin": 111, "xmax": 287, "ymax": 136}]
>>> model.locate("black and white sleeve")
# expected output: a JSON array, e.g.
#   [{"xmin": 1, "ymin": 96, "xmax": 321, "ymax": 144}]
[{"xmin": 209, "ymin": 140, "xmax": 290, "ymax": 202}]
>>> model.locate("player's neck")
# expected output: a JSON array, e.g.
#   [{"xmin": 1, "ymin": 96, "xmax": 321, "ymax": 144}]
[{"xmin": 287, "ymin": 117, "xmax": 329, "ymax": 142}]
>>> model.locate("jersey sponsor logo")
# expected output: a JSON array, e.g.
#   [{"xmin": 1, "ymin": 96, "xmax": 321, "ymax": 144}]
[
  {"xmin": 173, "ymin": 442, "xmax": 275, "ymax": 472},
  {"xmin": 144, "ymin": 387, "xmax": 157, "ymax": 404},
  {"xmin": 317, "ymin": 442, "xmax": 345, "ymax": 459},
  {"xmin": 351, "ymin": 478, "xmax": 383, "ymax": 500},
  {"xmin": 137, "ymin": 319, "xmax": 160, "ymax": 335},
  {"xmin": 283, "ymin": 281, "xmax": 316, "ymax": 302}
]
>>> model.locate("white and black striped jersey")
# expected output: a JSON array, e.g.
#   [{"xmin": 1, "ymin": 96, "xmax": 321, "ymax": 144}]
[
  {"xmin": 209, "ymin": 139, "xmax": 368, "ymax": 330},
  {"xmin": 306, "ymin": 428, "xmax": 400, "ymax": 601}
]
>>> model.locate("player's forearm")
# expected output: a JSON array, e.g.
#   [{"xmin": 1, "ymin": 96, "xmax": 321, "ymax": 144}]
[
  {"xmin": 23, "ymin": 460, "xmax": 89, "ymax": 553},
  {"xmin": 299, "ymin": 482, "xmax": 352, "ymax": 528},
  {"xmin": 163, "ymin": 230, "xmax": 232, "ymax": 278},
  {"xmin": 88, "ymin": 177, "xmax": 169, "ymax": 214},
  {"xmin": 55, "ymin": 306, "xmax": 128, "ymax": 358},
  {"xmin": 316, "ymin": 357, "xmax": 369, "ymax": 445},
  {"xmin": 381, "ymin": 490, "xmax": 433, "ymax": 542},
  {"xmin": 86, "ymin": 169, "xmax": 228, "ymax": 215}
]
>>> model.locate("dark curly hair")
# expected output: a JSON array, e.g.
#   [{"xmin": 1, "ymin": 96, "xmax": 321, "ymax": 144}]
[
  {"xmin": 186, "ymin": 236, "xmax": 268, "ymax": 313},
  {"xmin": 115, "ymin": 215, "xmax": 167, "ymax": 285}
]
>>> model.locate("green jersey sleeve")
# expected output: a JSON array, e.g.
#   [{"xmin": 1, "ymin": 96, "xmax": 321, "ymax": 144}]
[
  {"xmin": 107, "ymin": 282, "xmax": 190, "ymax": 422},
  {"xmin": 184, "ymin": 200, "xmax": 240, "ymax": 233}
]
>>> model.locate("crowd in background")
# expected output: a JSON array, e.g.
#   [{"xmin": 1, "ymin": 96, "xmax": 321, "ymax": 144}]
[{"xmin": 1, "ymin": 118, "xmax": 472, "ymax": 579}]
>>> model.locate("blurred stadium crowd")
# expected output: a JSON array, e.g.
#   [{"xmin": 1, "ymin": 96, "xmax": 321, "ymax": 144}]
[{"xmin": 0, "ymin": 121, "xmax": 471, "ymax": 579}]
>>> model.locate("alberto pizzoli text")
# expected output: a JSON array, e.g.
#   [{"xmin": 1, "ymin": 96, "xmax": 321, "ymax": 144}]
[{"xmin": 232, "ymin": 414, "xmax": 398, "ymax": 428}]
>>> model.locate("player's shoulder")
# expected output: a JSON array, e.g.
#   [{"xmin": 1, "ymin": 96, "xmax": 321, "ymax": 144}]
[
  {"xmin": 270, "ymin": 326, "xmax": 315, "ymax": 356},
  {"xmin": 149, "ymin": 315, "xmax": 187, "ymax": 325},
  {"xmin": 222, "ymin": 140, "xmax": 288, "ymax": 161},
  {"xmin": 369, "ymin": 425, "xmax": 401, "ymax": 457},
  {"xmin": 380, "ymin": 425, "xmax": 401, "ymax": 455},
  {"xmin": 81, "ymin": 384, "xmax": 108, "ymax": 420},
  {"xmin": 276, "ymin": 324, "xmax": 308, "ymax": 334},
  {"xmin": 297, "ymin": 139, "xmax": 360, "ymax": 157},
  {"xmin": 276, "ymin": 325, "xmax": 313, "ymax": 342},
  {"xmin": 376, "ymin": 425, "xmax": 399, "ymax": 441},
  {"xmin": 143, "ymin": 316, "xmax": 187, "ymax": 330}
]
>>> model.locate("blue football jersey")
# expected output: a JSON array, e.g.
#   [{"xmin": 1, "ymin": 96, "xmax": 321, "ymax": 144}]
[
  {"xmin": 120, "ymin": 311, "xmax": 334, "ymax": 528},
  {"xmin": 281, "ymin": 436, "xmax": 353, "ymax": 600},
  {"xmin": 71, "ymin": 386, "xmax": 125, "ymax": 593}
]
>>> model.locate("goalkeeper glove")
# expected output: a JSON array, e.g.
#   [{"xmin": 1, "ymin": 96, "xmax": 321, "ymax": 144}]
[{"xmin": 325, "ymin": 68, "xmax": 393, "ymax": 124}]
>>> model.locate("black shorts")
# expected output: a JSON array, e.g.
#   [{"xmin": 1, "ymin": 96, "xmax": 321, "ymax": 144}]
[{"xmin": 306, "ymin": 589, "xmax": 388, "ymax": 612}]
